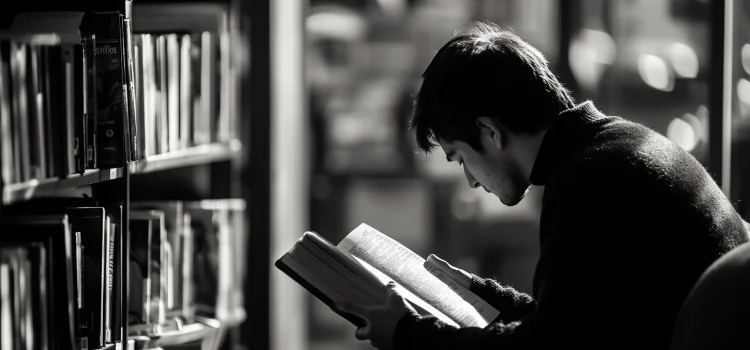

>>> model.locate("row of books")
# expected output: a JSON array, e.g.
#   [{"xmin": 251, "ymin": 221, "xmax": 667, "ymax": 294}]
[
  {"xmin": 0, "ymin": 204, "xmax": 124, "ymax": 350},
  {"xmin": 132, "ymin": 31, "xmax": 235, "ymax": 159},
  {"xmin": 0, "ymin": 199, "xmax": 246, "ymax": 350},
  {"xmin": 128, "ymin": 199, "xmax": 246, "ymax": 335},
  {"xmin": 0, "ymin": 11, "xmax": 236, "ymax": 188}
]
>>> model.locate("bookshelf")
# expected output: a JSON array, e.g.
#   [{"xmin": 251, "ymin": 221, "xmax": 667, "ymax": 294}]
[
  {"xmin": 128, "ymin": 140, "xmax": 241, "ymax": 175},
  {"xmin": 0, "ymin": 0, "xmax": 257, "ymax": 350},
  {"xmin": 2, "ymin": 168, "xmax": 125, "ymax": 205}
]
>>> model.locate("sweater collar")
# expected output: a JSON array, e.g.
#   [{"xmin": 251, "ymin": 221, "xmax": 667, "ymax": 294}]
[{"xmin": 529, "ymin": 101, "xmax": 612, "ymax": 186}]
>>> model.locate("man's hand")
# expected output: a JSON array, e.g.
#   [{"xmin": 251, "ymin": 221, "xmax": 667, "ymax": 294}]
[
  {"xmin": 425, "ymin": 254, "xmax": 473, "ymax": 289},
  {"xmin": 335, "ymin": 282, "xmax": 417, "ymax": 350}
]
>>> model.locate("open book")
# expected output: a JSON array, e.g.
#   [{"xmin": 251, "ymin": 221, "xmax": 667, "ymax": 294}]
[{"xmin": 275, "ymin": 223, "xmax": 500, "ymax": 328}]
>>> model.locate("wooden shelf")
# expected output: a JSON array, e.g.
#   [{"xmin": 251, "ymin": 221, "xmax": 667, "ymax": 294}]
[
  {"xmin": 95, "ymin": 343, "xmax": 117, "ymax": 350},
  {"xmin": 129, "ymin": 140, "xmax": 241, "ymax": 175},
  {"xmin": 129, "ymin": 318, "xmax": 223, "ymax": 350},
  {"xmin": 2, "ymin": 168, "xmax": 125, "ymax": 205}
]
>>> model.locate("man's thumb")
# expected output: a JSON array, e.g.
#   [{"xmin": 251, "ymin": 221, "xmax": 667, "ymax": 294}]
[
  {"xmin": 426, "ymin": 254, "xmax": 472, "ymax": 288},
  {"xmin": 427, "ymin": 254, "xmax": 451, "ymax": 270}
]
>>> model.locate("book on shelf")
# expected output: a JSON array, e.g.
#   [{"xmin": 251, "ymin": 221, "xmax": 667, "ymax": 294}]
[
  {"xmin": 1, "ymin": 199, "xmax": 123, "ymax": 350},
  {"xmin": 124, "ymin": 199, "xmax": 245, "ymax": 336},
  {"xmin": 276, "ymin": 223, "xmax": 501, "ymax": 329},
  {"xmin": 131, "ymin": 4, "xmax": 237, "ymax": 158},
  {"xmin": 0, "ymin": 11, "xmax": 144, "ymax": 189},
  {"xmin": 0, "ymin": 242, "xmax": 49, "ymax": 350},
  {"xmin": 128, "ymin": 210, "xmax": 167, "ymax": 335},
  {"xmin": 0, "ymin": 215, "xmax": 77, "ymax": 350},
  {"xmin": 87, "ymin": 12, "xmax": 130, "ymax": 168},
  {"xmin": 108, "ymin": 205, "xmax": 124, "ymax": 345},
  {"xmin": 131, "ymin": 202, "xmax": 185, "ymax": 317},
  {"xmin": 184, "ymin": 200, "xmax": 246, "ymax": 326}
]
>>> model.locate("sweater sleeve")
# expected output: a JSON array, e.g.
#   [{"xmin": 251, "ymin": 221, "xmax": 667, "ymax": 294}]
[
  {"xmin": 470, "ymin": 275, "xmax": 535, "ymax": 323},
  {"xmin": 393, "ymin": 158, "xmax": 637, "ymax": 350},
  {"xmin": 394, "ymin": 314, "xmax": 528, "ymax": 350}
]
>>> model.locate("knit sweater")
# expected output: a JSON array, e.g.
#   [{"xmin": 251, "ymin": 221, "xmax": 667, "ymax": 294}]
[{"xmin": 394, "ymin": 102, "xmax": 749, "ymax": 350}]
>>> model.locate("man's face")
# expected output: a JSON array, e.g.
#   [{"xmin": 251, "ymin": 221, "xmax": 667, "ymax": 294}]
[{"xmin": 439, "ymin": 131, "xmax": 530, "ymax": 206}]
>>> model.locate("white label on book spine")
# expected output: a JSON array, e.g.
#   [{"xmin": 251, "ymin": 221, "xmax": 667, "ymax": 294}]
[
  {"xmin": 110, "ymin": 168, "xmax": 117, "ymax": 179},
  {"xmin": 76, "ymin": 232, "xmax": 82, "ymax": 309}
]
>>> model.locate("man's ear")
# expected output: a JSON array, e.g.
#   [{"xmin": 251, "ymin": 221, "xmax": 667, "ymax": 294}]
[{"xmin": 476, "ymin": 117, "xmax": 504, "ymax": 150}]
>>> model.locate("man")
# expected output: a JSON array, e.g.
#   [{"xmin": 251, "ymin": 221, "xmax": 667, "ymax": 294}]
[{"xmin": 336, "ymin": 22, "xmax": 749, "ymax": 349}]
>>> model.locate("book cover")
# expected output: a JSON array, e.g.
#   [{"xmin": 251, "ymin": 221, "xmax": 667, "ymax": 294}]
[
  {"xmin": 68, "ymin": 208, "xmax": 108, "ymax": 349},
  {"xmin": 90, "ymin": 12, "xmax": 126, "ymax": 169}
]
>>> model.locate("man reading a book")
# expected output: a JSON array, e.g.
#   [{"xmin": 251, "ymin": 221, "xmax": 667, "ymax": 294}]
[{"xmin": 335, "ymin": 22, "xmax": 750, "ymax": 349}]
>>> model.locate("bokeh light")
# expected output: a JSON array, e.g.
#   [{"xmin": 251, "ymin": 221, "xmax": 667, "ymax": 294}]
[
  {"xmin": 638, "ymin": 54, "xmax": 674, "ymax": 91},
  {"xmin": 669, "ymin": 43, "xmax": 699, "ymax": 78}
]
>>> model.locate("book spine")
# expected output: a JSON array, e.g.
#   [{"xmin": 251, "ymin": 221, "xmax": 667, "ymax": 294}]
[
  {"xmin": 156, "ymin": 36, "xmax": 168, "ymax": 155},
  {"xmin": 181, "ymin": 213, "xmax": 193, "ymax": 321},
  {"xmin": 42, "ymin": 46, "xmax": 64, "ymax": 178},
  {"xmin": 133, "ymin": 37, "xmax": 146, "ymax": 160},
  {"xmin": 111, "ymin": 214, "xmax": 123, "ymax": 342},
  {"xmin": 124, "ymin": 19, "xmax": 139, "ymax": 161},
  {"xmin": 83, "ymin": 35, "xmax": 98, "ymax": 169},
  {"xmin": 199, "ymin": 32, "xmax": 215, "ymax": 145},
  {"xmin": 11, "ymin": 43, "xmax": 31, "ymax": 181},
  {"xmin": 106, "ymin": 222, "xmax": 115, "ymax": 342},
  {"xmin": 77, "ymin": 228, "xmax": 88, "ymax": 350},
  {"xmin": 167, "ymin": 34, "xmax": 180, "ymax": 152},
  {"xmin": 93, "ymin": 14, "xmax": 126, "ymax": 169},
  {"xmin": 27, "ymin": 46, "xmax": 46, "ymax": 179},
  {"xmin": 63, "ymin": 45, "xmax": 77, "ymax": 175},
  {"xmin": 179, "ymin": 35, "xmax": 191, "ymax": 149},
  {"xmin": 75, "ymin": 231, "xmax": 83, "ymax": 309},
  {"xmin": 0, "ymin": 41, "xmax": 14, "ymax": 185},
  {"xmin": 73, "ymin": 44, "xmax": 86, "ymax": 173}
]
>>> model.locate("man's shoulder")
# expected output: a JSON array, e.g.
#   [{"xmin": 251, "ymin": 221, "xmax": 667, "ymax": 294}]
[{"xmin": 555, "ymin": 118, "xmax": 705, "ymax": 190}]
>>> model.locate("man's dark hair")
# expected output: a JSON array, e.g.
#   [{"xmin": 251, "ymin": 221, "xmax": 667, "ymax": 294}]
[{"xmin": 411, "ymin": 22, "xmax": 575, "ymax": 153}]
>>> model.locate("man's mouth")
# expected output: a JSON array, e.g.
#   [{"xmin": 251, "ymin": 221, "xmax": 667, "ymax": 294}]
[{"xmin": 482, "ymin": 187, "xmax": 491, "ymax": 193}]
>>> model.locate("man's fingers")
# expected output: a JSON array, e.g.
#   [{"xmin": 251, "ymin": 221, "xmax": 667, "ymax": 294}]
[
  {"xmin": 426, "ymin": 254, "xmax": 472, "ymax": 288},
  {"xmin": 354, "ymin": 326, "xmax": 369, "ymax": 341}
]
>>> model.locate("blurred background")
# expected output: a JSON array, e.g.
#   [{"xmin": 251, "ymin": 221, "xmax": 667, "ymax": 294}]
[{"xmin": 264, "ymin": 0, "xmax": 750, "ymax": 349}]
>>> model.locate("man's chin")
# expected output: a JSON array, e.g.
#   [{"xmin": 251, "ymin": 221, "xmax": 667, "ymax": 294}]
[{"xmin": 498, "ymin": 188, "xmax": 528, "ymax": 207}]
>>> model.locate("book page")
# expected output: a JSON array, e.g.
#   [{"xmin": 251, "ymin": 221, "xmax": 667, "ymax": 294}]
[
  {"xmin": 349, "ymin": 255, "xmax": 459, "ymax": 328},
  {"xmin": 337, "ymin": 224, "xmax": 497, "ymax": 328},
  {"xmin": 423, "ymin": 260, "xmax": 499, "ymax": 322}
]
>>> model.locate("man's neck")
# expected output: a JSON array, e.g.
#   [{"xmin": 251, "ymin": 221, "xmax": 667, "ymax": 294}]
[{"xmin": 516, "ymin": 127, "xmax": 550, "ymax": 180}]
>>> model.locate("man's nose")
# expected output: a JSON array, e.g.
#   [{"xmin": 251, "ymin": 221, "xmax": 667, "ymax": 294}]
[{"xmin": 464, "ymin": 167, "xmax": 480, "ymax": 188}]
